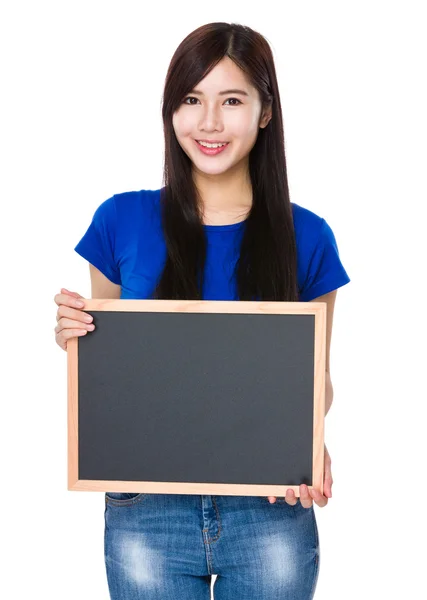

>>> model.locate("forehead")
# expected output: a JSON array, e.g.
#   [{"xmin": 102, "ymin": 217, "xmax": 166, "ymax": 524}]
[{"xmin": 193, "ymin": 57, "xmax": 256, "ymax": 96}]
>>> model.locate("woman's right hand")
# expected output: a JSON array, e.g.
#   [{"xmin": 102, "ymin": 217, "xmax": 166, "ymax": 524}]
[{"xmin": 54, "ymin": 287, "xmax": 96, "ymax": 351}]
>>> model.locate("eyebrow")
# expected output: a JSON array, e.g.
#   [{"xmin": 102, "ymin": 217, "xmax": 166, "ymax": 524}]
[{"xmin": 190, "ymin": 88, "xmax": 249, "ymax": 97}]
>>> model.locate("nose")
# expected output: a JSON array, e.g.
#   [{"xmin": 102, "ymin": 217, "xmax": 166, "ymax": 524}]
[{"xmin": 198, "ymin": 103, "xmax": 225, "ymax": 134}]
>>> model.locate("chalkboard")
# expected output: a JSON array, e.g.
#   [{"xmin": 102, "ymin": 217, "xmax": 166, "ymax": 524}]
[{"xmin": 67, "ymin": 299, "xmax": 326, "ymax": 497}]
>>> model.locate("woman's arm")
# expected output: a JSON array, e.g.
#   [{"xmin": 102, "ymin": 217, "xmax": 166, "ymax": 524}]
[
  {"xmin": 325, "ymin": 371, "xmax": 334, "ymax": 415},
  {"xmin": 89, "ymin": 263, "xmax": 121, "ymax": 299},
  {"xmin": 310, "ymin": 289, "xmax": 337, "ymax": 415}
]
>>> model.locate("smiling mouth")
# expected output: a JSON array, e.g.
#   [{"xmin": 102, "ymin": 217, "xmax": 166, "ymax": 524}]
[
  {"xmin": 194, "ymin": 140, "xmax": 230, "ymax": 155},
  {"xmin": 196, "ymin": 140, "xmax": 229, "ymax": 147}
]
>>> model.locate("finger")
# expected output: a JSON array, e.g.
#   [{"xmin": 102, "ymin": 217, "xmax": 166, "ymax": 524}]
[
  {"xmin": 268, "ymin": 496, "xmax": 277, "ymax": 503},
  {"xmin": 56, "ymin": 328, "xmax": 89, "ymax": 344},
  {"xmin": 54, "ymin": 290, "xmax": 78, "ymax": 305},
  {"xmin": 309, "ymin": 487, "xmax": 329, "ymax": 508},
  {"xmin": 56, "ymin": 305, "xmax": 93, "ymax": 324},
  {"xmin": 55, "ymin": 318, "xmax": 95, "ymax": 334},
  {"xmin": 55, "ymin": 328, "xmax": 88, "ymax": 351},
  {"xmin": 54, "ymin": 292, "xmax": 85, "ymax": 309},
  {"xmin": 61, "ymin": 288, "xmax": 84, "ymax": 299},
  {"xmin": 299, "ymin": 484, "xmax": 313, "ymax": 509},
  {"xmin": 285, "ymin": 488, "xmax": 298, "ymax": 506}
]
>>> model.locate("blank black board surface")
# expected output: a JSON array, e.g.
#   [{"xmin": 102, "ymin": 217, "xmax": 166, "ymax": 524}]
[{"xmin": 68, "ymin": 299, "xmax": 326, "ymax": 497}]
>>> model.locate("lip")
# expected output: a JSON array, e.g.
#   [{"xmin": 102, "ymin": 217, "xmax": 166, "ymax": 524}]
[
  {"xmin": 196, "ymin": 139, "xmax": 229, "ymax": 144},
  {"xmin": 194, "ymin": 139, "xmax": 230, "ymax": 156}
]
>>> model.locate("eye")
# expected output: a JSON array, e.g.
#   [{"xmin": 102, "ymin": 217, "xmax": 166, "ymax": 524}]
[
  {"xmin": 224, "ymin": 98, "xmax": 242, "ymax": 106},
  {"xmin": 183, "ymin": 96, "xmax": 199, "ymax": 105},
  {"xmin": 182, "ymin": 97, "xmax": 242, "ymax": 106}
]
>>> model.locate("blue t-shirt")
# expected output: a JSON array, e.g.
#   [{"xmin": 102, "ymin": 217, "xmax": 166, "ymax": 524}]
[{"xmin": 74, "ymin": 188, "xmax": 350, "ymax": 301}]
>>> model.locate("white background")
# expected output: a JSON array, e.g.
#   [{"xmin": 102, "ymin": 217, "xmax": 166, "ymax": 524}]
[{"xmin": 2, "ymin": 1, "xmax": 426, "ymax": 598}]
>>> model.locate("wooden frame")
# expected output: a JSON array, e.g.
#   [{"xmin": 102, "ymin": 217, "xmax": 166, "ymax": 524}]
[{"xmin": 68, "ymin": 299, "xmax": 326, "ymax": 497}]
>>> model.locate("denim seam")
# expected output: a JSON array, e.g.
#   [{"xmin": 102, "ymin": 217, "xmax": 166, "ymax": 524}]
[
  {"xmin": 309, "ymin": 556, "xmax": 320, "ymax": 599},
  {"xmin": 105, "ymin": 493, "xmax": 147, "ymax": 507},
  {"xmin": 308, "ymin": 509, "xmax": 320, "ymax": 598},
  {"xmin": 202, "ymin": 533, "xmax": 214, "ymax": 575},
  {"xmin": 203, "ymin": 497, "xmax": 222, "ymax": 543}
]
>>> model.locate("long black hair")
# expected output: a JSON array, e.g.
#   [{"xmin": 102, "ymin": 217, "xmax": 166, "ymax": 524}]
[{"xmin": 153, "ymin": 22, "xmax": 299, "ymax": 302}]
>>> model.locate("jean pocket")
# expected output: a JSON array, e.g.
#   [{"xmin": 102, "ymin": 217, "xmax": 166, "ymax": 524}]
[{"xmin": 105, "ymin": 492, "xmax": 146, "ymax": 506}]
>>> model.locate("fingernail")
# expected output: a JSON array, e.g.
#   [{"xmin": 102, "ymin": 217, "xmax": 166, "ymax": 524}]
[{"xmin": 76, "ymin": 300, "xmax": 84, "ymax": 307}]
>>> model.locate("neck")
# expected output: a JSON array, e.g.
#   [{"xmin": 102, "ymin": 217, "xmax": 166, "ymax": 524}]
[{"xmin": 193, "ymin": 159, "xmax": 253, "ymax": 225}]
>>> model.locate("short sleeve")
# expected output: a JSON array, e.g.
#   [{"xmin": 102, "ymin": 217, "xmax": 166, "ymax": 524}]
[
  {"xmin": 299, "ymin": 218, "xmax": 350, "ymax": 301},
  {"xmin": 74, "ymin": 196, "xmax": 121, "ymax": 285}
]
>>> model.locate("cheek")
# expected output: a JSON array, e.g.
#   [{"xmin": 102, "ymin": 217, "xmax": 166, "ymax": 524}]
[
  {"xmin": 229, "ymin": 106, "xmax": 260, "ymax": 133},
  {"xmin": 172, "ymin": 113, "xmax": 194, "ymax": 140},
  {"xmin": 229, "ymin": 113, "xmax": 260, "ymax": 147}
]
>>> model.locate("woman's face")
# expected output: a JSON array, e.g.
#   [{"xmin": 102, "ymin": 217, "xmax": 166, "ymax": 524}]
[{"xmin": 172, "ymin": 57, "xmax": 271, "ymax": 177}]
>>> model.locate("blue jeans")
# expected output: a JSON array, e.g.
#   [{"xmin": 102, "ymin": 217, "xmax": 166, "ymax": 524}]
[{"xmin": 104, "ymin": 493, "xmax": 320, "ymax": 599}]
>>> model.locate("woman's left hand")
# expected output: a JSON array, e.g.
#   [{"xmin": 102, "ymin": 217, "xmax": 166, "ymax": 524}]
[{"xmin": 267, "ymin": 443, "xmax": 333, "ymax": 508}]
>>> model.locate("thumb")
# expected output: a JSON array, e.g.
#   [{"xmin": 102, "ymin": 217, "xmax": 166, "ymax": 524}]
[{"xmin": 61, "ymin": 288, "xmax": 84, "ymax": 299}]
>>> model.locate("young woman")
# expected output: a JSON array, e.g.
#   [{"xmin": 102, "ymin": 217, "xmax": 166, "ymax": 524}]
[{"xmin": 54, "ymin": 22, "xmax": 350, "ymax": 600}]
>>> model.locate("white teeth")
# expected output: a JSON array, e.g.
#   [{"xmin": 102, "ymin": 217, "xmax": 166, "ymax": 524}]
[{"xmin": 198, "ymin": 141, "xmax": 227, "ymax": 148}]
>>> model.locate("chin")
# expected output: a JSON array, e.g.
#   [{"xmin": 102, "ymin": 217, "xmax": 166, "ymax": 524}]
[
  {"xmin": 194, "ymin": 162, "xmax": 235, "ymax": 177},
  {"xmin": 191, "ymin": 153, "xmax": 238, "ymax": 177}
]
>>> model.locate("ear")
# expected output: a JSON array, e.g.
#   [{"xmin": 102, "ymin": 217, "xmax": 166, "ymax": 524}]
[{"xmin": 259, "ymin": 107, "xmax": 272, "ymax": 129}]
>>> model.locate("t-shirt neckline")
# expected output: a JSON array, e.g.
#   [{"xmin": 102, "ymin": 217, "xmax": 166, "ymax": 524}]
[{"xmin": 203, "ymin": 219, "xmax": 247, "ymax": 232}]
